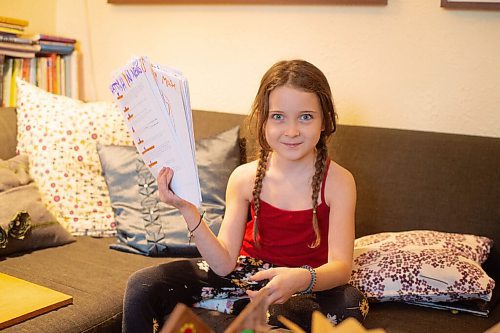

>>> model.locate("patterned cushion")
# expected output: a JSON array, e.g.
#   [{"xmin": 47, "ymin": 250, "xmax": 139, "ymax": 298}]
[
  {"xmin": 349, "ymin": 230, "xmax": 495, "ymax": 303},
  {"xmin": 15, "ymin": 79, "xmax": 132, "ymax": 236},
  {"xmin": 0, "ymin": 155, "xmax": 75, "ymax": 256}
]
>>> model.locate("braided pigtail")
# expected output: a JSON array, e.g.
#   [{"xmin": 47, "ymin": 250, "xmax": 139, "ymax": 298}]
[
  {"xmin": 309, "ymin": 135, "xmax": 329, "ymax": 248},
  {"xmin": 252, "ymin": 148, "xmax": 269, "ymax": 248}
]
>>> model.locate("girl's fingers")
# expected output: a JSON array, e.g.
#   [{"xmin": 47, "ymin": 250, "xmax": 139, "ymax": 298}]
[
  {"xmin": 246, "ymin": 289, "xmax": 258, "ymax": 298},
  {"xmin": 158, "ymin": 167, "xmax": 173, "ymax": 188},
  {"xmin": 158, "ymin": 167, "xmax": 167, "ymax": 177},
  {"xmin": 165, "ymin": 168, "xmax": 174, "ymax": 184},
  {"xmin": 250, "ymin": 268, "xmax": 275, "ymax": 281},
  {"xmin": 246, "ymin": 286, "xmax": 278, "ymax": 308}
]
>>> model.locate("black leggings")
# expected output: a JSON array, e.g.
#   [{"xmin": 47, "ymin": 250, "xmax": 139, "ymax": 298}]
[{"xmin": 122, "ymin": 258, "xmax": 368, "ymax": 333}]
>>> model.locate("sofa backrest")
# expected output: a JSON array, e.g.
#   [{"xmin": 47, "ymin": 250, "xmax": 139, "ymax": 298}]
[
  {"xmin": 0, "ymin": 107, "xmax": 245, "ymax": 158},
  {"xmin": 2, "ymin": 107, "xmax": 498, "ymax": 278},
  {"xmin": 329, "ymin": 125, "xmax": 500, "ymax": 278}
]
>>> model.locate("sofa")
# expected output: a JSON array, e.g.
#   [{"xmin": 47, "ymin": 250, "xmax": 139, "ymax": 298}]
[{"xmin": 0, "ymin": 104, "xmax": 499, "ymax": 333}]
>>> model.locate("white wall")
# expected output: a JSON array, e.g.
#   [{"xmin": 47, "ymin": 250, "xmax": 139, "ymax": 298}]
[{"xmin": 8, "ymin": 0, "xmax": 500, "ymax": 137}]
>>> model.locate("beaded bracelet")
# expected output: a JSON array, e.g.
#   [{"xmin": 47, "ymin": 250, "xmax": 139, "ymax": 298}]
[
  {"xmin": 188, "ymin": 211, "xmax": 205, "ymax": 245},
  {"xmin": 299, "ymin": 265, "xmax": 317, "ymax": 295}
]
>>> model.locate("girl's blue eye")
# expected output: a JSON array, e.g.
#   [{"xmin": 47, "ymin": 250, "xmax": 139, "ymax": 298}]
[
  {"xmin": 271, "ymin": 114, "xmax": 284, "ymax": 120},
  {"xmin": 300, "ymin": 114, "xmax": 313, "ymax": 121}
]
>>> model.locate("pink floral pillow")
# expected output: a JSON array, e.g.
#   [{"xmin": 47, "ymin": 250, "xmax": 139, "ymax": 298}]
[
  {"xmin": 16, "ymin": 79, "xmax": 132, "ymax": 236},
  {"xmin": 350, "ymin": 230, "xmax": 495, "ymax": 303}
]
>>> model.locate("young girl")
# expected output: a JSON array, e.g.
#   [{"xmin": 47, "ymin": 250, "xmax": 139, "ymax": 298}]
[{"xmin": 122, "ymin": 59, "xmax": 368, "ymax": 332}]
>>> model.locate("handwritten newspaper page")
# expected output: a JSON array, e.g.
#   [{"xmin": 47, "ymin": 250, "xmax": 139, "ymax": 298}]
[
  {"xmin": 151, "ymin": 64, "xmax": 200, "ymax": 183},
  {"xmin": 109, "ymin": 56, "xmax": 201, "ymax": 207}
]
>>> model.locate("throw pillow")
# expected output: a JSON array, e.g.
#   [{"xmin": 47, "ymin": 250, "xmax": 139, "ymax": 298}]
[
  {"xmin": 15, "ymin": 79, "xmax": 132, "ymax": 236},
  {"xmin": 0, "ymin": 155, "xmax": 75, "ymax": 256},
  {"xmin": 97, "ymin": 126, "xmax": 240, "ymax": 256},
  {"xmin": 349, "ymin": 230, "xmax": 495, "ymax": 303}
]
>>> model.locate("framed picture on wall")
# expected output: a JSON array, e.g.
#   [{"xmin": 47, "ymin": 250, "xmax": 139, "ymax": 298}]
[
  {"xmin": 441, "ymin": 0, "xmax": 500, "ymax": 10},
  {"xmin": 108, "ymin": 0, "xmax": 387, "ymax": 4}
]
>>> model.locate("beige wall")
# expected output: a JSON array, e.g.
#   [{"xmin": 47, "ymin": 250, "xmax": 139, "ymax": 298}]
[
  {"xmin": 0, "ymin": 0, "xmax": 56, "ymax": 35},
  {"xmin": 5, "ymin": 0, "xmax": 500, "ymax": 137}
]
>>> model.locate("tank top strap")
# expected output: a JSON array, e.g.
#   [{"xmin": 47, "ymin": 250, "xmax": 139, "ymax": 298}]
[{"xmin": 320, "ymin": 160, "xmax": 331, "ymax": 205}]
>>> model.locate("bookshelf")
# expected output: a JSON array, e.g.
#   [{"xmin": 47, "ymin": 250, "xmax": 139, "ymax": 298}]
[{"xmin": 0, "ymin": 16, "xmax": 79, "ymax": 107}]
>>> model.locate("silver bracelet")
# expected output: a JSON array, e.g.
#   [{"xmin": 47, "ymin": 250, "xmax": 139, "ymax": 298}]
[{"xmin": 299, "ymin": 265, "xmax": 317, "ymax": 294}]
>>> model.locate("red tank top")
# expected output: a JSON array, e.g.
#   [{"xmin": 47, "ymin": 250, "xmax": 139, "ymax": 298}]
[{"xmin": 239, "ymin": 161, "xmax": 331, "ymax": 268}]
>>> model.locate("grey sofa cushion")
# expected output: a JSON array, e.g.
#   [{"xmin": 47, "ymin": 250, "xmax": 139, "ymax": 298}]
[{"xmin": 97, "ymin": 126, "xmax": 240, "ymax": 256}]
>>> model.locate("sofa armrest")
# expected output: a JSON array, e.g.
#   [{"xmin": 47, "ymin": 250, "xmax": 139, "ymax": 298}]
[{"xmin": 0, "ymin": 107, "xmax": 17, "ymax": 160}]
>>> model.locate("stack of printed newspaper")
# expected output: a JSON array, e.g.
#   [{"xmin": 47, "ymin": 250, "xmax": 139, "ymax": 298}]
[{"xmin": 109, "ymin": 57, "xmax": 201, "ymax": 207}]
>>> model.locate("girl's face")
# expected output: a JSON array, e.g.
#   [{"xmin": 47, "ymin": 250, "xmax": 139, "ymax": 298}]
[{"xmin": 265, "ymin": 85, "xmax": 323, "ymax": 162}]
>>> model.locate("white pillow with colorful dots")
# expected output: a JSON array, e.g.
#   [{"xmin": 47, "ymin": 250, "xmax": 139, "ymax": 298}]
[{"xmin": 16, "ymin": 79, "xmax": 132, "ymax": 236}]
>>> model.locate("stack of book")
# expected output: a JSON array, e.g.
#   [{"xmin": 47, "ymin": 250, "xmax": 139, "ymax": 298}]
[
  {"xmin": 33, "ymin": 34, "xmax": 76, "ymax": 56},
  {"xmin": 0, "ymin": 16, "xmax": 79, "ymax": 107},
  {"xmin": 0, "ymin": 16, "xmax": 40, "ymax": 59}
]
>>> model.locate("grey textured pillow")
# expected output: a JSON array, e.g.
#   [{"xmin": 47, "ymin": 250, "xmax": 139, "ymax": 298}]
[
  {"xmin": 0, "ymin": 155, "xmax": 75, "ymax": 257},
  {"xmin": 98, "ymin": 126, "xmax": 240, "ymax": 256}
]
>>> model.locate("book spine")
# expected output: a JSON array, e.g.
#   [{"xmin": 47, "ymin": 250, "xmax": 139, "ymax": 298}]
[
  {"xmin": 10, "ymin": 58, "xmax": 21, "ymax": 106},
  {"xmin": 54, "ymin": 55, "xmax": 60, "ymax": 95},
  {"xmin": 0, "ymin": 54, "xmax": 4, "ymax": 106},
  {"xmin": 2, "ymin": 58, "xmax": 12, "ymax": 107},
  {"xmin": 38, "ymin": 41, "xmax": 75, "ymax": 47},
  {"xmin": 64, "ymin": 55, "xmax": 71, "ymax": 97},
  {"xmin": 0, "ymin": 16, "xmax": 29, "ymax": 27},
  {"xmin": 34, "ymin": 34, "xmax": 76, "ymax": 44},
  {"xmin": 35, "ymin": 57, "xmax": 42, "ymax": 88},
  {"xmin": 0, "ymin": 48, "xmax": 35, "ymax": 58},
  {"xmin": 0, "ymin": 41, "xmax": 40, "ymax": 52},
  {"xmin": 29, "ymin": 58, "xmax": 36, "ymax": 85},
  {"xmin": 22, "ymin": 57, "xmax": 30, "ymax": 82},
  {"xmin": 0, "ymin": 22, "xmax": 24, "ymax": 32},
  {"xmin": 0, "ymin": 35, "xmax": 33, "ymax": 45},
  {"xmin": 60, "ymin": 56, "xmax": 65, "ymax": 96},
  {"xmin": 70, "ymin": 51, "xmax": 79, "ymax": 99},
  {"xmin": 37, "ymin": 43, "xmax": 74, "ymax": 56},
  {"xmin": 40, "ymin": 57, "xmax": 48, "ymax": 91},
  {"xmin": 0, "ymin": 26, "xmax": 24, "ymax": 35},
  {"xmin": 47, "ymin": 55, "xmax": 53, "ymax": 93}
]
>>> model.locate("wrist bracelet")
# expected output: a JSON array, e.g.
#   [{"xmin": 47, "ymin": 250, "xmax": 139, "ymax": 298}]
[
  {"xmin": 188, "ymin": 211, "xmax": 205, "ymax": 245},
  {"xmin": 299, "ymin": 265, "xmax": 317, "ymax": 295}
]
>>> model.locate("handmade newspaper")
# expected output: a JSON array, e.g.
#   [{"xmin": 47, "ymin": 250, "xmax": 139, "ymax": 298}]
[{"xmin": 109, "ymin": 57, "xmax": 201, "ymax": 207}]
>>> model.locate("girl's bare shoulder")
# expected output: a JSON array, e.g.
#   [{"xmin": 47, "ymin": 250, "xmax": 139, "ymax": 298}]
[
  {"xmin": 227, "ymin": 160, "xmax": 258, "ymax": 198},
  {"xmin": 325, "ymin": 160, "xmax": 356, "ymax": 202},
  {"xmin": 230, "ymin": 160, "xmax": 258, "ymax": 180}
]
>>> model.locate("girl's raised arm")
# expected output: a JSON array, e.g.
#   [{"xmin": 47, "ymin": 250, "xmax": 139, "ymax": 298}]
[{"xmin": 157, "ymin": 164, "xmax": 252, "ymax": 276}]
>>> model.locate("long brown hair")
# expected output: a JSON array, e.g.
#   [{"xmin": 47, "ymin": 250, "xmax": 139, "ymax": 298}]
[{"xmin": 248, "ymin": 59, "xmax": 337, "ymax": 248}]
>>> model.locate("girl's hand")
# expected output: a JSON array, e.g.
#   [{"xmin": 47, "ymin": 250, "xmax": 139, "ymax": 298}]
[
  {"xmin": 245, "ymin": 267, "xmax": 310, "ymax": 306},
  {"xmin": 157, "ymin": 167, "xmax": 192, "ymax": 210}
]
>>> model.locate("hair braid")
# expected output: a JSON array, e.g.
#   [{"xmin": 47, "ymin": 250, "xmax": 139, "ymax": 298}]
[
  {"xmin": 252, "ymin": 148, "xmax": 269, "ymax": 247},
  {"xmin": 310, "ymin": 135, "xmax": 329, "ymax": 248},
  {"xmin": 248, "ymin": 59, "xmax": 337, "ymax": 249}
]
